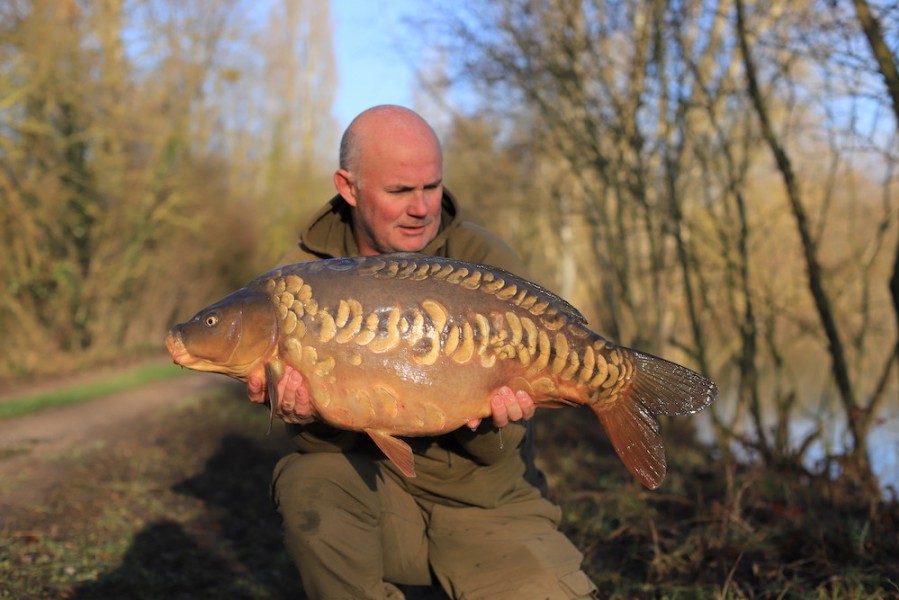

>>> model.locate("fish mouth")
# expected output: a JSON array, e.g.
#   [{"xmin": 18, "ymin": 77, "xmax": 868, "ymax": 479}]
[
  {"xmin": 163, "ymin": 329, "xmax": 268, "ymax": 379},
  {"xmin": 164, "ymin": 332, "xmax": 193, "ymax": 367}
]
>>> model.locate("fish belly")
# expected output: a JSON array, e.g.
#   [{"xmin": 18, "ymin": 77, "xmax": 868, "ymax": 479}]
[{"xmin": 285, "ymin": 342, "xmax": 519, "ymax": 435}]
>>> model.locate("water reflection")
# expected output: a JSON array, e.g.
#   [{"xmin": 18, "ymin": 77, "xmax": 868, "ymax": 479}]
[{"xmin": 695, "ymin": 403, "xmax": 898, "ymax": 497}]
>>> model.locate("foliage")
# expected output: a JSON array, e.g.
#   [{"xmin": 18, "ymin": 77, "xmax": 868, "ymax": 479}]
[
  {"xmin": 0, "ymin": 0, "xmax": 337, "ymax": 379},
  {"xmin": 2, "ymin": 0, "xmax": 898, "ymax": 542}
]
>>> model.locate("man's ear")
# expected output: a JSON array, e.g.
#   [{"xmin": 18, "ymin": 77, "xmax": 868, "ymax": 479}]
[{"xmin": 334, "ymin": 169, "xmax": 358, "ymax": 207}]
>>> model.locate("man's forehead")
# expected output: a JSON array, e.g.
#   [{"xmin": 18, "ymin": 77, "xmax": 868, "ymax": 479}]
[{"xmin": 360, "ymin": 151, "xmax": 442, "ymax": 181}]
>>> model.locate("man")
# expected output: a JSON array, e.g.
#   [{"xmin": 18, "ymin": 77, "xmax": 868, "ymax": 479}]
[{"xmin": 248, "ymin": 105, "xmax": 598, "ymax": 599}]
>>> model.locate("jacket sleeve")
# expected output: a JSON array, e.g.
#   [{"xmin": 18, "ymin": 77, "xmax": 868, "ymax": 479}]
[{"xmin": 452, "ymin": 420, "xmax": 528, "ymax": 465}]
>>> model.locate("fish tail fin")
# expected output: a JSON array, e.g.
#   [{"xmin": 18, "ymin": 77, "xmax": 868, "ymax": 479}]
[{"xmin": 590, "ymin": 349, "xmax": 717, "ymax": 489}]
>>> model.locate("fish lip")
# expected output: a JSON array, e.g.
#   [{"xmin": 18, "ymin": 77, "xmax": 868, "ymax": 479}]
[{"xmin": 164, "ymin": 332, "xmax": 192, "ymax": 366}]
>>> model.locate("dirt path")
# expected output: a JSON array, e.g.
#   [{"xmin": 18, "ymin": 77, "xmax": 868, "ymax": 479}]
[{"xmin": 0, "ymin": 369, "xmax": 224, "ymax": 510}]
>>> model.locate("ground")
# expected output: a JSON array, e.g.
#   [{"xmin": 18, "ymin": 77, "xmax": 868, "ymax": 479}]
[
  {"xmin": 0, "ymin": 365, "xmax": 220, "ymax": 511},
  {"xmin": 0, "ymin": 362, "xmax": 447, "ymax": 599},
  {"xmin": 4, "ymin": 363, "xmax": 897, "ymax": 598}
]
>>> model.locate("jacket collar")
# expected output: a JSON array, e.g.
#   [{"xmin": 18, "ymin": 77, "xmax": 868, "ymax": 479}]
[{"xmin": 298, "ymin": 189, "xmax": 464, "ymax": 259}]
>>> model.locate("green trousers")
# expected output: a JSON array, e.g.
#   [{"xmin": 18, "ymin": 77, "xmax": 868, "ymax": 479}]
[{"xmin": 271, "ymin": 451, "xmax": 598, "ymax": 599}]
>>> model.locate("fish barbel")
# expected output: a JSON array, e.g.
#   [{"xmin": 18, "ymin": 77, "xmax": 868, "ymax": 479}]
[{"xmin": 164, "ymin": 253, "xmax": 717, "ymax": 488}]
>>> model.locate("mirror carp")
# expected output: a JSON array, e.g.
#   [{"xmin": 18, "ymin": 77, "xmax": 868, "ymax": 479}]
[{"xmin": 165, "ymin": 253, "xmax": 717, "ymax": 489}]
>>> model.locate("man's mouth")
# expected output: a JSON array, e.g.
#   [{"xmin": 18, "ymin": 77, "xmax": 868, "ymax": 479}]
[{"xmin": 399, "ymin": 222, "xmax": 429, "ymax": 234}]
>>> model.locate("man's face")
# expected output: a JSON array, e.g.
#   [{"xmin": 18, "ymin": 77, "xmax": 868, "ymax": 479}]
[{"xmin": 339, "ymin": 135, "xmax": 443, "ymax": 256}]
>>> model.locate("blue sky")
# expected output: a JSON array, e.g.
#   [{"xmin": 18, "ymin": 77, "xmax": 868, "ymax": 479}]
[{"xmin": 330, "ymin": 1, "xmax": 423, "ymax": 129}]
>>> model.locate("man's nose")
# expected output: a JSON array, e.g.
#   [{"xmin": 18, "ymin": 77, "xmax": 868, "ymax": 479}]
[{"xmin": 406, "ymin": 190, "xmax": 429, "ymax": 216}]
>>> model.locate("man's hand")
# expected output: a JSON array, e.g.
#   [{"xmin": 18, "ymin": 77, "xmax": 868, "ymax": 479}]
[
  {"xmin": 247, "ymin": 366, "xmax": 315, "ymax": 424},
  {"xmin": 466, "ymin": 386, "xmax": 536, "ymax": 430},
  {"xmin": 247, "ymin": 375, "xmax": 268, "ymax": 404}
]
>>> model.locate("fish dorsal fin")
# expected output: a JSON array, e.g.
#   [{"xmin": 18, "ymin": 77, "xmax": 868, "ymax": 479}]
[
  {"xmin": 596, "ymin": 400, "xmax": 666, "ymax": 489},
  {"xmin": 366, "ymin": 430, "xmax": 417, "ymax": 478},
  {"xmin": 371, "ymin": 253, "xmax": 589, "ymax": 326}
]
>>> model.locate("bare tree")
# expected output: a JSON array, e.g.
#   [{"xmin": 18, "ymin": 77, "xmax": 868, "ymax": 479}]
[
  {"xmin": 733, "ymin": 0, "xmax": 899, "ymax": 489},
  {"xmin": 849, "ymin": 0, "xmax": 899, "ymax": 414},
  {"xmin": 428, "ymin": 0, "xmax": 898, "ymax": 492}
]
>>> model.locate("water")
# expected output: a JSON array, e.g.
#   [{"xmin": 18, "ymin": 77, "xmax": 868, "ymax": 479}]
[{"xmin": 695, "ymin": 394, "xmax": 899, "ymax": 497}]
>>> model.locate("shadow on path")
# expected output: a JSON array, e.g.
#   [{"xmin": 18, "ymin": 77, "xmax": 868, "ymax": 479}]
[{"xmin": 73, "ymin": 433, "xmax": 301, "ymax": 599}]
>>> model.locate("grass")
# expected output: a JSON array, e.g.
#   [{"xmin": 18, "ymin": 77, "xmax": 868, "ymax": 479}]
[
  {"xmin": 1, "ymin": 381, "xmax": 898, "ymax": 599},
  {"xmin": 0, "ymin": 362, "xmax": 189, "ymax": 420}
]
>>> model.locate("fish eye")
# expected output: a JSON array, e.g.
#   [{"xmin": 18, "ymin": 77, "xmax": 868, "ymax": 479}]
[{"xmin": 204, "ymin": 312, "xmax": 219, "ymax": 327}]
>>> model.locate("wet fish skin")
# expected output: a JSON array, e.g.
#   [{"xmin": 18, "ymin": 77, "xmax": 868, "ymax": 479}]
[{"xmin": 165, "ymin": 253, "xmax": 718, "ymax": 488}]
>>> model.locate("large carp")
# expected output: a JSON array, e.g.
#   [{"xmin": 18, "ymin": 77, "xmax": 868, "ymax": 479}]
[{"xmin": 165, "ymin": 253, "xmax": 717, "ymax": 488}]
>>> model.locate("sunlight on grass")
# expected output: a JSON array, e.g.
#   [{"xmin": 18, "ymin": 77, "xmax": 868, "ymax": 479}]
[{"xmin": 0, "ymin": 363, "xmax": 189, "ymax": 420}]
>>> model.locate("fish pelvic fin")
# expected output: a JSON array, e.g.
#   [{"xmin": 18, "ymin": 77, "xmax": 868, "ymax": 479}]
[
  {"xmin": 592, "ymin": 350, "xmax": 718, "ymax": 489},
  {"xmin": 366, "ymin": 430, "xmax": 417, "ymax": 478}
]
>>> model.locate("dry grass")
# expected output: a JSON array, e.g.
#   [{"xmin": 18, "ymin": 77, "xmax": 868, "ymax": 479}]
[{"xmin": 539, "ymin": 410, "xmax": 899, "ymax": 599}]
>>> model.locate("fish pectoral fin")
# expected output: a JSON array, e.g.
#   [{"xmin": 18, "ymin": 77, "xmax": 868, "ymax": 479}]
[
  {"xmin": 595, "ymin": 399, "xmax": 666, "ymax": 490},
  {"xmin": 264, "ymin": 363, "xmax": 279, "ymax": 434},
  {"xmin": 539, "ymin": 398, "xmax": 580, "ymax": 409},
  {"xmin": 366, "ymin": 430, "xmax": 416, "ymax": 478}
]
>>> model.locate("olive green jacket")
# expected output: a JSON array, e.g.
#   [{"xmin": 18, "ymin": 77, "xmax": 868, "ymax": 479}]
[{"xmin": 276, "ymin": 190, "xmax": 546, "ymax": 508}]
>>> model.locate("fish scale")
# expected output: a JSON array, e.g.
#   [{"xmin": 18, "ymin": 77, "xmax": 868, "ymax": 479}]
[
  {"xmin": 165, "ymin": 253, "xmax": 718, "ymax": 489},
  {"xmin": 297, "ymin": 257, "xmax": 595, "ymax": 380}
]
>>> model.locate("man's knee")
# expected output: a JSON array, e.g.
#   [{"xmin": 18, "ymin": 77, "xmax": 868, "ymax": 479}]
[
  {"xmin": 427, "ymin": 497, "xmax": 598, "ymax": 599},
  {"xmin": 271, "ymin": 452, "xmax": 431, "ymax": 597},
  {"xmin": 272, "ymin": 452, "xmax": 380, "ymax": 519},
  {"xmin": 271, "ymin": 453, "xmax": 384, "ymax": 581}
]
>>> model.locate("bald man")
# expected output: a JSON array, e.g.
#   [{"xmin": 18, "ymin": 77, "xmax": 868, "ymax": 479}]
[{"xmin": 250, "ymin": 106, "xmax": 598, "ymax": 599}]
